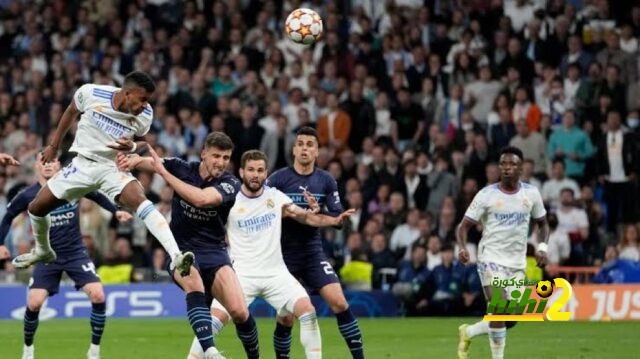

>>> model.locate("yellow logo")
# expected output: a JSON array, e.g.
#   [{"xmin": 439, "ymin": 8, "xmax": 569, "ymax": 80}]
[
  {"xmin": 237, "ymin": 207, "xmax": 246, "ymax": 213},
  {"xmin": 267, "ymin": 199, "xmax": 274, "ymax": 209},
  {"xmin": 95, "ymin": 105, "xmax": 104, "ymax": 112}
]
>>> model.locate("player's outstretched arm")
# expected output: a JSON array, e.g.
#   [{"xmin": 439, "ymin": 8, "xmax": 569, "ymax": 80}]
[
  {"xmin": 534, "ymin": 217, "xmax": 550, "ymax": 268},
  {"xmin": 0, "ymin": 153, "xmax": 19, "ymax": 166},
  {"xmin": 42, "ymin": 101, "xmax": 81, "ymax": 163},
  {"xmin": 283, "ymin": 204, "xmax": 355, "ymax": 227},
  {"xmin": 147, "ymin": 146, "xmax": 224, "ymax": 208},
  {"xmin": 456, "ymin": 218, "xmax": 475, "ymax": 265},
  {"xmin": 116, "ymin": 152, "xmax": 156, "ymax": 172},
  {"xmin": 0, "ymin": 189, "xmax": 32, "ymax": 259}
]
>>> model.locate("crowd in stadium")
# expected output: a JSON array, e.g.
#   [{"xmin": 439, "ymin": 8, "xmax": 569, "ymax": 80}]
[{"xmin": 0, "ymin": 0, "xmax": 639, "ymax": 316}]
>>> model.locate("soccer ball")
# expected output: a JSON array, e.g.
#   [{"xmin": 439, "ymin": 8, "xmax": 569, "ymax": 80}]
[
  {"xmin": 285, "ymin": 8, "xmax": 323, "ymax": 45},
  {"xmin": 536, "ymin": 280, "xmax": 553, "ymax": 298}
]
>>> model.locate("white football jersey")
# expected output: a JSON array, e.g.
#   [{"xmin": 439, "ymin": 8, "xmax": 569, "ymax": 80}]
[
  {"xmin": 70, "ymin": 84, "xmax": 152, "ymax": 162},
  {"xmin": 226, "ymin": 186, "xmax": 293, "ymax": 276},
  {"xmin": 464, "ymin": 182, "xmax": 546, "ymax": 269}
]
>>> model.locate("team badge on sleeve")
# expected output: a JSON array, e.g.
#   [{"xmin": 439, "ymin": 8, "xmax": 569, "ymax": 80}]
[{"xmin": 221, "ymin": 182, "xmax": 235, "ymax": 194}]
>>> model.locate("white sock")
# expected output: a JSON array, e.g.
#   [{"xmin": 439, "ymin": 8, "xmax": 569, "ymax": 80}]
[
  {"xmin": 466, "ymin": 320, "xmax": 490, "ymax": 338},
  {"xmin": 187, "ymin": 337, "xmax": 203, "ymax": 359},
  {"xmin": 28, "ymin": 211, "xmax": 52, "ymax": 253},
  {"xmin": 89, "ymin": 343, "xmax": 100, "ymax": 352},
  {"xmin": 136, "ymin": 200, "xmax": 180, "ymax": 258},
  {"xmin": 299, "ymin": 311, "xmax": 322, "ymax": 359},
  {"xmin": 187, "ymin": 316, "xmax": 224, "ymax": 359},
  {"xmin": 488, "ymin": 327, "xmax": 506, "ymax": 359}
]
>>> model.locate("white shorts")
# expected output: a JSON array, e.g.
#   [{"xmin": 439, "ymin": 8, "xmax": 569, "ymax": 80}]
[
  {"xmin": 48, "ymin": 155, "xmax": 138, "ymax": 203},
  {"xmin": 477, "ymin": 261, "xmax": 526, "ymax": 298},
  {"xmin": 212, "ymin": 271, "xmax": 309, "ymax": 317}
]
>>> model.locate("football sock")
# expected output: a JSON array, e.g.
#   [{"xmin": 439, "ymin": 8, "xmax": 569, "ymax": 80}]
[
  {"xmin": 186, "ymin": 292, "xmax": 214, "ymax": 352},
  {"xmin": 300, "ymin": 311, "xmax": 322, "ymax": 359},
  {"xmin": 235, "ymin": 314, "xmax": 259, "ymax": 359},
  {"xmin": 274, "ymin": 321, "xmax": 293, "ymax": 358},
  {"xmin": 466, "ymin": 320, "xmax": 490, "ymax": 338},
  {"xmin": 24, "ymin": 307, "xmax": 40, "ymax": 346},
  {"xmin": 336, "ymin": 309, "xmax": 364, "ymax": 359},
  {"xmin": 90, "ymin": 302, "xmax": 106, "ymax": 345},
  {"xmin": 136, "ymin": 200, "xmax": 180, "ymax": 258},
  {"xmin": 28, "ymin": 211, "xmax": 52, "ymax": 253},
  {"xmin": 488, "ymin": 327, "xmax": 506, "ymax": 359}
]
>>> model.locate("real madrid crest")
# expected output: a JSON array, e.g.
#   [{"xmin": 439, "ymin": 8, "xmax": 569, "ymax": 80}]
[{"xmin": 267, "ymin": 198, "xmax": 274, "ymax": 209}]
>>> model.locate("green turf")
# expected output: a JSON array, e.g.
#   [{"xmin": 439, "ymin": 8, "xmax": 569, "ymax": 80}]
[{"xmin": 1, "ymin": 317, "xmax": 638, "ymax": 358}]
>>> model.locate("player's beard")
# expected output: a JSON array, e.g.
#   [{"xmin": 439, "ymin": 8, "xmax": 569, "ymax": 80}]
[{"xmin": 243, "ymin": 177, "xmax": 264, "ymax": 193}]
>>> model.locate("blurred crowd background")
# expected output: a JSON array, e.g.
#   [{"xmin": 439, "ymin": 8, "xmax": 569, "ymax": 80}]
[{"xmin": 0, "ymin": 0, "xmax": 639, "ymax": 316}]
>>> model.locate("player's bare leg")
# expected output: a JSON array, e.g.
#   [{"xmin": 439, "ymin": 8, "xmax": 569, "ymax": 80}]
[
  {"xmin": 292, "ymin": 297, "xmax": 322, "ymax": 359},
  {"xmin": 22, "ymin": 289, "xmax": 49, "ymax": 359},
  {"xmin": 212, "ymin": 266, "xmax": 259, "ymax": 358},
  {"xmin": 12, "ymin": 186, "xmax": 67, "ymax": 268},
  {"xmin": 81, "ymin": 283, "xmax": 106, "ymax": 359},
  {"xmin": 118, "ymin": 181, "xmax": 193, "ymax": 275},
  {"xmin": 319, "ymin": 283, "xmax": 365, "ymax": 358}
]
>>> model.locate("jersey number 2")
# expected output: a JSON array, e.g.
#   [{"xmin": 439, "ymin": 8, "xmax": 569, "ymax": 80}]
[{"xmin": 320, "ymin": 261, "xmax": 335, "ymax": 275}]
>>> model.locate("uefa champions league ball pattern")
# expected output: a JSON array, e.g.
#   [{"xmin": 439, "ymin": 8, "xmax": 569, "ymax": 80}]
[{"xmin": 285, "ymin": 8, "xmax": 323, "ymax": 45}]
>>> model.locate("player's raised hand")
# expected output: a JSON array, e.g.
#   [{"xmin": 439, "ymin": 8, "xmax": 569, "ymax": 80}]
[
  {"xmin": 107, "ymin": 137, "xmax": 136, "ymax": 152},
  {"xmin": 40, "ymin": 145, "xmax": 58, "ymax": 164},
  {"xmin": 0, "ymin": 245, "xmax": 10, "ymax": 260},
  {"xmin": 0, "ymin": 153, "xmax": 19, "ymax": 166},
  {"xmin": 535, "ymin": 250, "xmax": 548, "ymax": 268},
  {"xmin": 302, "ymin": 188, "xmax": 320, "ymax": 213},
  {"xmin": 147, "ymin": 145, "xmax": 167, "ymax": 175},
  {"xmin": 458, "ymin": 247, "xmax": 470, "ymax": 264},
  {"xmin": 115, "ymin": 210, "xmax": 133, "ymax": 223},
  {"xmin": 116, "ymin": 152, "xmax": 139, "ymax": 172},
  {"xmin": 334, "ymin": 208, "xmax": 356, "ymax": 226}
]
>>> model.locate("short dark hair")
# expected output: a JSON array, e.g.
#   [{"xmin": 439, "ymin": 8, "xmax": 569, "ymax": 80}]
[
  {"xmin": 123, "ymin": 71, "xmax": 156, "ymax": 93},
  {"xmin": 560, "ymin": 187, "xmax": 575, "ymax": 197},
  {"xmin": 240, "ymin": 150, "xmax": 268, "ymax": 169},
  {"xmin": 552, "ymin": 158, "xmax": 565, "ymax": 167},
  {"xmin": 499, "ymin": 146, "xmax": 524, "ymax": 161},
  {"xmin": 296, "ymin": 126, "xmax": 319, "ymax": 141},
  {"xmin": 204, "ymin": 131, "xmax": 234, "ymax": 151}
]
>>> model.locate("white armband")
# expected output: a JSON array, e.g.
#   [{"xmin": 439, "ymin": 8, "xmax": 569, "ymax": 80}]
[{"xmin": 130, "ymin": 142, "xmax": 137, "ymax": 153}]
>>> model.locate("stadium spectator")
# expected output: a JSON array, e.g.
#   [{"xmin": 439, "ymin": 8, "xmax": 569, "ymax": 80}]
[
  {"xmin": 417, "ymin": 244, "xmax": 465, "ymax": 316},
  {"xmin": 542, "ymin": 159, "xmax": 581, "ymax": 209},
  {"xmin": 618, "ymin": 224, "xmax": 640, "ymax": 262},
  {"xmin": 546, "ymin": 213, "xmax": 571, "ymax": 266},
  {"xmin": 555, "ymin": 188, "xmax": 590, "ymax": 265},
  {"xmin": 390, "ymin": 208, "xmax": 421, "ymax": 261},
  {"xmin": 510, "ymin": 118, "xmax": 548, "ymax": 177},
  {"xmin": 596, "ymin": 110, "xmax": 639, "ymax": 233}
]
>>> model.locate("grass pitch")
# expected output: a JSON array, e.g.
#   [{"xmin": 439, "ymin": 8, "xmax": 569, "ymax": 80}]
[{"xmin": 0, "ymin": 317, "xmax": 638, "ymax": 358}]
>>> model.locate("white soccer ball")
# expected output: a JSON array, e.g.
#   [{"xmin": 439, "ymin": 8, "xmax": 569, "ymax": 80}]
[{"xmin": 285, "ymin": 8, "xmax": 323, "ymax": 45}]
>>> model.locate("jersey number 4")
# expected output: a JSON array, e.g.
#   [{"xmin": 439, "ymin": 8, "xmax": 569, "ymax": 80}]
[{"xmin": 82, "ymin": 262, "xmax": 99, "ymax": 277}]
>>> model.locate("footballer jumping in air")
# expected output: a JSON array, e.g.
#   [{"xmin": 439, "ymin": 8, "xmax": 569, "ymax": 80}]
[
  {"xmin": 11, "ymin": 71, "xmax": 194, "ymax": 278},
  {"xmin": 117, "ymin": 132, "xmax": 258, "ymax": 359},
  {"xmin": 186, "ymin": 149, "xmax": 355, "ymax": 359},
  {"xmin": 456, "ymin": 146, "xmax": 549, "ymax": 359},
  {"xmin": 0, "ymin": 154, "xmax": 133, "ymax": 359},
  {"xmin": 266, "ymin": 127, "xmax": 365, "ymax": 359}
]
